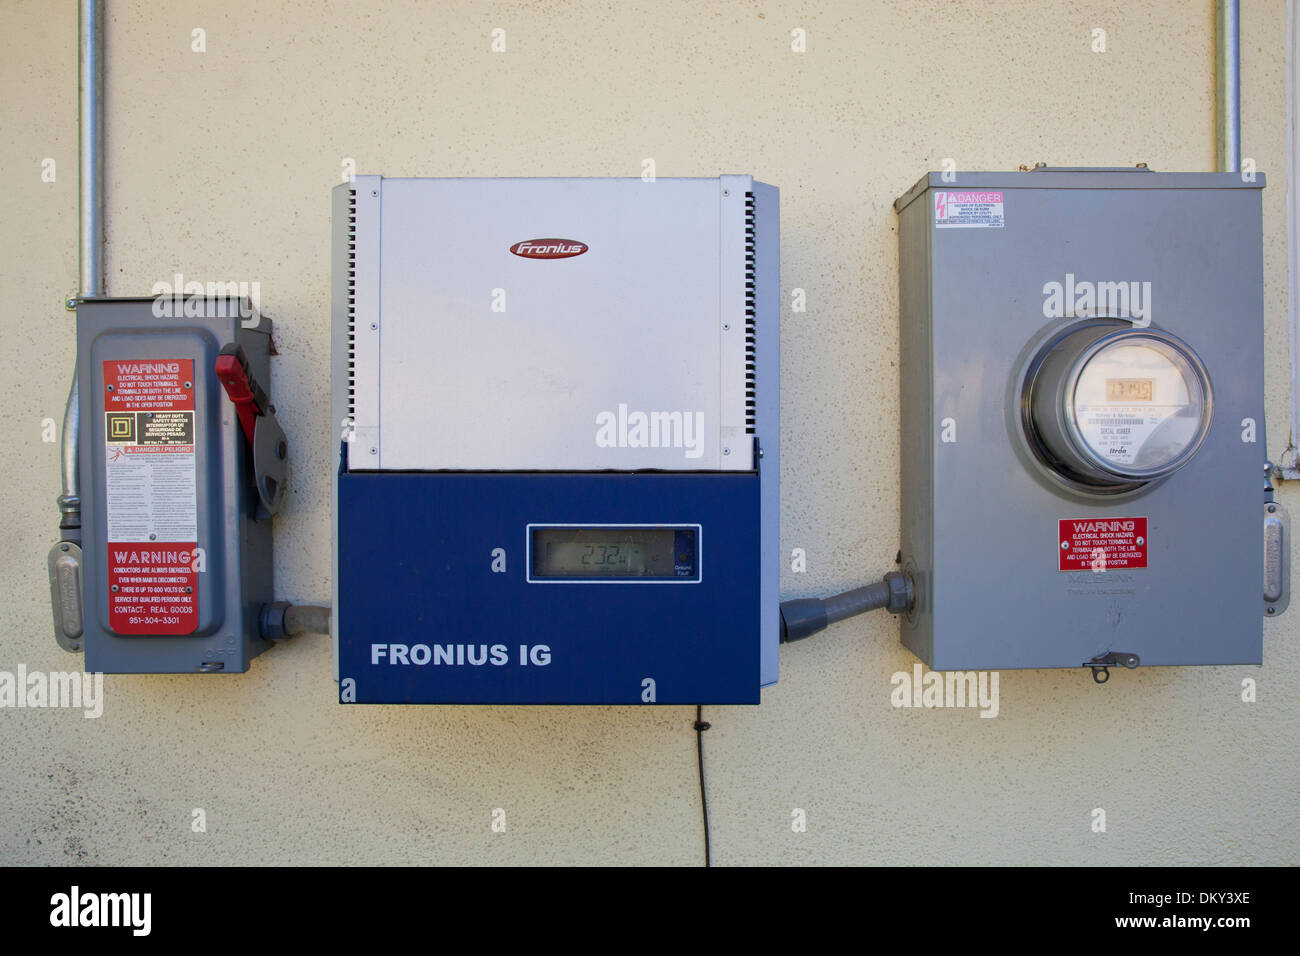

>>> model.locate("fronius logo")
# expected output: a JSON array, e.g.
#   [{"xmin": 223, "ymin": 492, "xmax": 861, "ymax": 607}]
[{"xmin": 509, "ymin": 238, "xmax": 588, "ymax": 259}]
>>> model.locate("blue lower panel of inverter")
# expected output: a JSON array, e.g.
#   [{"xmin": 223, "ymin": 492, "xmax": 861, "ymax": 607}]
[{"xmin": 337, "ymin": 471, "xmax": 760, "ymax": 704}]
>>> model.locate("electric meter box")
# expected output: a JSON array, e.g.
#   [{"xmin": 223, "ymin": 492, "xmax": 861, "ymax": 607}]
[
  {"xmin": 895, "ymin": 169, "xmax": 1280, "ymax": 671},
  {"xmin": 75, "ymin": 297, "xmax": 278, "ymax": 673},
  {"xmin": 331, "ymin": 176, "xmax": 780, "ymax": 704}
]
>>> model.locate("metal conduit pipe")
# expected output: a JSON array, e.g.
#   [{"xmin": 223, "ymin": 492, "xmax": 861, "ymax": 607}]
[{"xmin": 1217, "ymin": 0, "xmax": 1241, "ymax": 173}]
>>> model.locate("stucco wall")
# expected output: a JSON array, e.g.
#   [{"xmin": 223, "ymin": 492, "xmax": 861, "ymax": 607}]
[{"xmin": 1, "ymin": 0, "xmax": 1294, "ymax": 865}]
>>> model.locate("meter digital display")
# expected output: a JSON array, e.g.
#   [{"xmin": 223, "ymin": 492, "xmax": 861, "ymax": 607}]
[
  {"xmin": 528, "ymin": 525, "xmax": 700, "ymax": 581},
  {"xmin": 1024, "ymin": 323, "xmax": 1213, "ymax": 489}
]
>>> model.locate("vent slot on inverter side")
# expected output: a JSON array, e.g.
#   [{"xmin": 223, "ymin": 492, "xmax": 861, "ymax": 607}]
[
  {"xmin": 346, "ymin": 187, "xmax": 357, "ymax": 423},
  {"xmin": 745, "ymin": 190, "xmax": 756, "ymax": 434}
]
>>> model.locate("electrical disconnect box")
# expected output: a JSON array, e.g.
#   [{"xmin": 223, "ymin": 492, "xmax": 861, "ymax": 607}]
[
  {"xmin": 331, "ymin": 176, "xmax": 779, "ymax": 704},
  {"xmin": 70, "ymin": 297, "xmax": 286, "ymax": 673},
  {"xmin": 895, "ymin": 168, "xmax": 1288, "ymax": 674}
]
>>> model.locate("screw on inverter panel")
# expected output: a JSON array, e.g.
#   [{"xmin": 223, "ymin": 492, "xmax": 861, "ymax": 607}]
[
  {"xmin": 110, "ymin": 584, "xmax": 118, "ymax": 592},
  {"xmin": 370, "ymin": 322, "xmax": 377, "ymax": 330},
  {"xmin": 184, "ymin": 381, "xmax": 192, "ymax": 389},
  {"xmin": 105, "ymin": 384, "xmax": 114, "ymax": 392},
  {"xmin": 65, "ymin": 296, "xmax": 77, "ymax": 310}
]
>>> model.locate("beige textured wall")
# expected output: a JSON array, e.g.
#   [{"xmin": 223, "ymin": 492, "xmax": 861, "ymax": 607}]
[{"xmin": 1, "ymin": 0, "xmax": 1295, "ymax": 865}]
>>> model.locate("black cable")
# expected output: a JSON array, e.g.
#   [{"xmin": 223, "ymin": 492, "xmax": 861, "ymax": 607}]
[{"xmin": 693, "ymin": 705, "xmax": 712, "ymax": 867}]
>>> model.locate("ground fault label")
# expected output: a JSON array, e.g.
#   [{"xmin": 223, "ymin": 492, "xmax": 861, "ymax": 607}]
[
  {"xmin": 102, "ymin": 359, "xmax": 198, "ymax": 635},
  {"xmin": 933, "ymin": 190, "xmax": 1004, "ymax": 228},
  {"xmin": 1058, "ymin": 517, "xmax": 1148, "ymax": 572}
]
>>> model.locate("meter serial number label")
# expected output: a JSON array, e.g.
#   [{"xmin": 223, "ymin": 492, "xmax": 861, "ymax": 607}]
[
  {"xmin": 1075, "ymin": 404, "xmax": 1174, "ymax": 466},
  {"xmin": 1105, "ymin": 378, "xmax": 1154, "ymax": 402},
  {"xmin": 1059, "ymin": 517, "xmax": 1147, "ymax": 572}
]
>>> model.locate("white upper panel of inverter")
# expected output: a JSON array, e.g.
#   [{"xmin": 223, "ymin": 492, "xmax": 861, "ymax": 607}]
[{"xmin": 346, "ymin": 176, "xmax": 755, "ymax": 471}]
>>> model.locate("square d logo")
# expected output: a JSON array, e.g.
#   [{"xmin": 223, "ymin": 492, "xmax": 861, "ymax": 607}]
[{"xmin": 106, "ymin": 412, "xmax": 136, "ymax": 443}]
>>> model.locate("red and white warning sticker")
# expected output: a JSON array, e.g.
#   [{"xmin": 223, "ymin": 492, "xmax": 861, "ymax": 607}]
[
  {"xmin": 934, "ymin": 190, "xmax": 1004, "ymax": 228},
  {"xmin": 103, "ymin": 359, "xmax": 198, "ymax": 634},
  {"xmin": 1058, "ymin": 517, "xmax": 1148, "ymax": 572}
]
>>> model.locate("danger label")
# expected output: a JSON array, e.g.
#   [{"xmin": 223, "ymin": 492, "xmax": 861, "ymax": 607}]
[
  {"xmin": 934, "ymin": 190, "xmax": 1004, "ymax": 228},
  {"xmin": 103, "ymin": 359, "xmax": 198, "ymax": 635},
  {"xmin": 1059, "ymin": 517, "xmax": 1148, "ymax": 572}
]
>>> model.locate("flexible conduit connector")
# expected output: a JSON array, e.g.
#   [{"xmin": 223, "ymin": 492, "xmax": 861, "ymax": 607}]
[
  {"xmin": 779, "ymin": 571, "xmax": 913, "ymax": 643},
  {"xmin": 260, "ymin": 603, "xmax": 332, "ymax": 641}
]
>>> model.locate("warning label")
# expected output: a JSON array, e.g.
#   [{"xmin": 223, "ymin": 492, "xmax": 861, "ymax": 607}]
[
  {"xmin": 105, "ymin": 544, "xmax": 198, "ymax": 634},
  {"xmin": 934, "ymin": 190, "xmax": 1004, "ymax": 228},
  {"xmin": 1058, "ymin": 517, "xmax": 1148, "ymax": 572},
  {"xmin": 103, "ymin": 359, "xmax": 198, "ymax": 635}
]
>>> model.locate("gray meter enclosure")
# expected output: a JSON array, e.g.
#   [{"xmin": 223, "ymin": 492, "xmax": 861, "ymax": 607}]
[
  {"xmin": 76, "ymin": 297, "xmax": 274, "ymax": 673},
  {"xmin": 895, "ymin": 170, "xmax": 1270, "ymax": 671}
]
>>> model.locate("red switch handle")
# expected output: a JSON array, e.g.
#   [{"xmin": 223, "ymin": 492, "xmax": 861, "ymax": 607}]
[{"xmin": 216, "ymin": 347, "xmax": 263, "ymax": 446}]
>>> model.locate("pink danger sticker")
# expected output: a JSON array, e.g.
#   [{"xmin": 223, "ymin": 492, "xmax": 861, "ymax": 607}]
[{"xmin": 934, "ymin": 190, "xmax": 1004, "ymax": 228}]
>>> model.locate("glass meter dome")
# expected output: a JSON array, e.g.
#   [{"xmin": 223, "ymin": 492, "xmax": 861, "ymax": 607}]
[{"xmin": 1023, "ymin": 323, "xmax": 1213, "ymax": 490}]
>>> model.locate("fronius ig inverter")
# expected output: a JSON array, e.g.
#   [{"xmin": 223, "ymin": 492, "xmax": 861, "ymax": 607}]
[{"xmin": 331, "ymin": 176, "xmax": 779, "ymax": 704}]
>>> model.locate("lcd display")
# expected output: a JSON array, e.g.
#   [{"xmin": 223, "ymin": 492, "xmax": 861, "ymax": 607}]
[{"xmin": 530, "ymin": 527, "xmax": 698, "ymax": 579}]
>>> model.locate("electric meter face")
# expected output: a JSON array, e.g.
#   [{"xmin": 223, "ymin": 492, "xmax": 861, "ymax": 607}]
[
  {"xmin": 1026, "ymin": 325, "xmax": 1213, "ymax": 488},
  {"xmin": 1068, "ymin": 334, "xmax": 1211, "ymax": 477}
]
